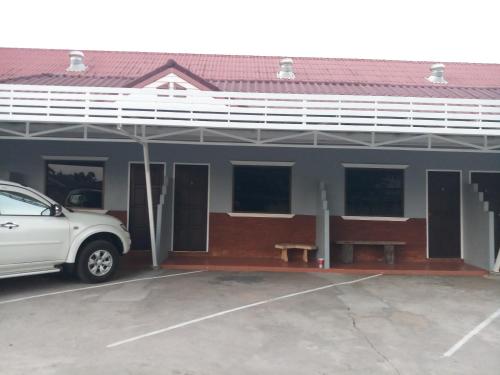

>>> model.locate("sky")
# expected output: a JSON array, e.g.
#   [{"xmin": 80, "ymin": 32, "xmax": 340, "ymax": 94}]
[{"xmin": 2, "ymin": 0, "xmax": 500, "ymax": 63}]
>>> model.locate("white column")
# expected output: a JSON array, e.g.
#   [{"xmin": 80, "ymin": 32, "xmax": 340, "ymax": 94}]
[
  {"xmin": 316, "ymin": 182, "xmax": 331, "ymax": 269},
  {"xmin": 142, "ymin": 142, "xmax": 158, "ymax": 268}
]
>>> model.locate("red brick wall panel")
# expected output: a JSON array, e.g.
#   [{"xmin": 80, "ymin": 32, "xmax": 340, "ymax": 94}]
[
  {"xmin": 169, "ymin": 213, "xmax": 426, "ymax": 263},
  {"xmin": 209, "ymin": 213, "xmax": 316, "ymax": 259},
  {"xmin": 330, "ymin": 216, "xmax": 427, "ymax": 263}
]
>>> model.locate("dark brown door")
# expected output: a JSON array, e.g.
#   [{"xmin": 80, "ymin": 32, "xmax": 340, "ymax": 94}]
[
  {"xmin": 173, "ymin": 164, "xmax": 209, "ymax": 251},
  {"xmin": 128, "ymin": 163, "xmax": 164, "ymax": 250},
  {"xmin": 428, "ymin": 171, "xmax": 461, "ymax": 258}
]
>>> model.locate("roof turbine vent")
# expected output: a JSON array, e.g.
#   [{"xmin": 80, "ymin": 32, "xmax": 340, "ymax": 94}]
[
  {"xmin": 277, "ymin": 58, "xmax": 295, "ymax": 79},
  {"xmin": 427, "ymin": 63, "xmax": 447, "ymax": 84},
  {"xmin": 67, "ymin": 50, "xmax": 87, "ymax": 72}
]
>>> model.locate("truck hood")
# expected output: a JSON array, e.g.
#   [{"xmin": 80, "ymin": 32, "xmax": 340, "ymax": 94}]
[{"xmin": 64, "ymin": 210, "xmax": 124, "ymax": 228}]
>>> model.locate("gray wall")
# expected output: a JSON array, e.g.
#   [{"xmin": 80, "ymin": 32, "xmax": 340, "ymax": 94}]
[
  {"xmin": 0, "ymin": 167, "xmax": 8, "ymax": 181},
  {"xmin": 2, "ymin": 140, "xmax": 500, "ymax": 218},
  {"xmin": 0, "ymin": 168, "xmax": 25, "ymax": 184},
  {"xmin": 3, "ymin": 139, "xmax": 500, "ymax": 267},
  {"xmin": 463, "ymin": 184, "xmax": 495, "ymax": 270}
]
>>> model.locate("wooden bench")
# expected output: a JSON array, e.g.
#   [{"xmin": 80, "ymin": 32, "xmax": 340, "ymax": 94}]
[
  {"xmin": 335, "ymin": 241, "xmax": 406, "ymax": 265},
  {"xmin": 274, "ymin": 243, "xmax": 317, "ymax": 263}
]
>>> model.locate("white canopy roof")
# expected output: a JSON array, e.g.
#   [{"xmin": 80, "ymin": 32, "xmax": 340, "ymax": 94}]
[{"xmin": 1, "ymin": 84, "xmax": 500, "ymax": 152}]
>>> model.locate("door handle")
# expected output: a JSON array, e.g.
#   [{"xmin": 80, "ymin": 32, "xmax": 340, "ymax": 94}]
[{"xmin": 0, "ymin": 222, "xmax": 19, "ymax": 229}]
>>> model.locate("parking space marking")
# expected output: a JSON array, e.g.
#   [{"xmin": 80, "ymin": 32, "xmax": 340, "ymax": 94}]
[
  {"xmin": 0, "ymin": 270, "xmax": 205, "ymax": 305},
  {"xmin": 107, "ymin": 273, "xmax": 383, "ymax": 348},
  {"xmin": 443, "ymin": 307, "xmax": 500, "ymax": 358}
]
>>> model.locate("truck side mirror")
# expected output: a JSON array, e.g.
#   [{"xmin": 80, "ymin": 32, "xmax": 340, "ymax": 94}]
[{"xmin": 50, "ymin": 204, "xmax": 63, "ymax": 217}]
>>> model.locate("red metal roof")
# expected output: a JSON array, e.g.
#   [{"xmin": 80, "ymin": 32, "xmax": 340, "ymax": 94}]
[{"xmin": 1, "ymin": 47, "xmax": 500, "ymax": 98}]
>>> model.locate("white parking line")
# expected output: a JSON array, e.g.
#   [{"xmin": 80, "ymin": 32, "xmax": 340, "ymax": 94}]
[
  {"xmin": 443, "ymin": 307, "xmax": 500, "ymax": 358},
  {"xmin": 107, "ymin": 273, "xmax": 383, "ymax": 348},
  {"xmin": 0, "ymin": 270, "xmax": 205, "ymax": 305}
]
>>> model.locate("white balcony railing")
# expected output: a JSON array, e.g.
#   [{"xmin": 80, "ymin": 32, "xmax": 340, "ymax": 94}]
[{"xmin": 1, "ymin": 84, "xmax": 500, "ymax": 137}]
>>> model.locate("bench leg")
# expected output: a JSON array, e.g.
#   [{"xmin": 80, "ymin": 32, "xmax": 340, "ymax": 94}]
[
  {"xmin": 340, "ymin": 244, "xmax": 354, "ymax": 264},
  {"xmin": 302, "ymin": 250, "xmax": 308, "ymax": 263},
  {"xmin": 281, "ymin": 249, "xmax": 289, "ymax": 262},
  {"xmin": 384, "ymin": 245, "xmax": 395, "ymax": 265}
]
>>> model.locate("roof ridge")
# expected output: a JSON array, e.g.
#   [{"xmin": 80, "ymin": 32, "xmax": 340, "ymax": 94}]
[
  {"xmin": 4, "ymin": 74, "xmax": 500, "ymax": 91},
  {"xmin": 206, "ymin": 79, "xmax": 500, "ymax": 90},
  {"xmin": 2, "ymin": 46, "xmax": 500, "ymax": 66}
]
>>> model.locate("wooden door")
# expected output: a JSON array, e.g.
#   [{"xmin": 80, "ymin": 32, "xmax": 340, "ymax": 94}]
[
  {"xmin": 128, "ymin": 163, "xmax": 164, "ymax": 250},
  {"xmin": 173, "ymin": 164, "xmax": 209, "ymax": 251},
  {"xmin": 428, "ymin": 171, "xmax": 461, "ymax": 258}
]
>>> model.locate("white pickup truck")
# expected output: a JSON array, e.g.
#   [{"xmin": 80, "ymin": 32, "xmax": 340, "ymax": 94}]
[{"xmin": 0, "ymin": 180, "xmax": 131, "ymax": 282}]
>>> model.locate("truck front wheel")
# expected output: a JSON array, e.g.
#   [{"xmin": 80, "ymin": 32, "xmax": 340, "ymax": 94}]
[{"xmin": 76, "ymin": 240, "xmax": 119, "ymax": 283}]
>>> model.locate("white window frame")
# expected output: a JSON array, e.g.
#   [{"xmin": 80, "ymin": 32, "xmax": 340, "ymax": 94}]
[
  {"xmin": 341, "ymin": 163, "xmax": 408, "ymax": 169},
  {"xmin": 230, "ymin": 161, "xmax": 294, "ymax": 218},
  {"xmin": 343, "ymin": 164, "xmax": 407, "ymax": 220},
  {"xmin": 43, "ymin": 156, "xmax": 106, "ymax": 211}
]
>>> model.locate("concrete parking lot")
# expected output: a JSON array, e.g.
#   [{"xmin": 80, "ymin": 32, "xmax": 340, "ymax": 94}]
[{"xmin": 1, "ymin": 267, "xmax": 499, "ymax": 375}]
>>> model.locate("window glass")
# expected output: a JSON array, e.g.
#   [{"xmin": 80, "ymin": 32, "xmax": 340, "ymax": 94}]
[
  {"xmin": 233, "ymin": 165, "xmax": 291, "ymax": 214},
  {"xmin": 46, "ymin": 161, "xmax": 104, "ymax": 209},
  {"xmin": 345, "ymin": 168, "xmax": 404, "ymax": 217},
  {"xmin": 0, "ymin": 190, "xmax": 50, "ymax": 216}
]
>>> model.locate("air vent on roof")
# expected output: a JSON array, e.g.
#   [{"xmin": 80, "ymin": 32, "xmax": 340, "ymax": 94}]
[
  {"xmin": 67, "ymin": 51, "xmax": 86, "ymax": 72},
  {"xmin": 277, "ymin": 58, "xmax": 295, "ymax": 79},
  {"xmin": 427, "ymin": 63, "xmax": 447, "ymax": 84}
]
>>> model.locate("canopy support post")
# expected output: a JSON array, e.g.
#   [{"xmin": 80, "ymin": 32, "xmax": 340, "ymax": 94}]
[{"xmin": 142, "ymin": 142, "xmax": 159, "ymax": 268}]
